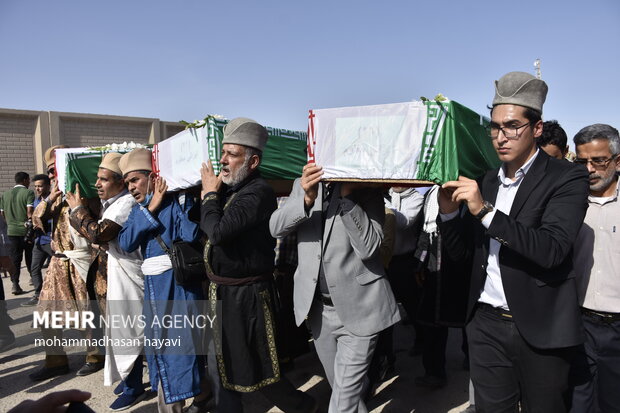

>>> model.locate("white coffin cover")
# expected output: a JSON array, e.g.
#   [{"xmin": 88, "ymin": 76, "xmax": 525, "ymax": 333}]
[
  {"xmin": 153, "ymin": 127, "xmax": 215, "ymax": 190},
  {"xmin": 309, "ymin": 101, "xmax": 432, "ymax": 180}
]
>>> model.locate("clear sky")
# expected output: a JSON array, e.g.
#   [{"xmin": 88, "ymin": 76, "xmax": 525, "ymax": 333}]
[{"xmin": 1, "ymin": 0, "xmax": 619, "ymax": 145}]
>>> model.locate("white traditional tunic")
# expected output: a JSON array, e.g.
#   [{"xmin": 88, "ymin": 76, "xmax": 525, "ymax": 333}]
[{"xmin": 102, "ymin": 193, "xmax": 145, "ymax": 386}]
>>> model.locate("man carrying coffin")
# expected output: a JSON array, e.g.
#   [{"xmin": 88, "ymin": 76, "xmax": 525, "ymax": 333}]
[
  {"xmin": 200, "ymin": 117, "xmax": 317, "ymax": 413},
  {"xmin": 118, "ymin": 148, "xmax": 205, "ymax": 413},
  {"xmin": 66, "ymin": 152, "xmax": 146, "ymax": 411},
  {"xmin": 270, "ymin": 163, "xmax": 400, "ymax": 412},
  {"xmin": 30, "ymin": 145, "xmax": 105, "ymax": 381},
  {"xmin": 437, "ymin": 71, "xmax": 589, "ymax": 411}
]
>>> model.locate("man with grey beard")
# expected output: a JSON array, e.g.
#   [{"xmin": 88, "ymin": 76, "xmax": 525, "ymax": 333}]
[{"xmin": 200, "ymin": 117, "xmax": 316, "ymax": 413}]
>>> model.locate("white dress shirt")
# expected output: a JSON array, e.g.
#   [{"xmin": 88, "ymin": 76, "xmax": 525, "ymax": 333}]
[
  {"xmin": 439, "ymin": 150, "xmax": 540, "ymax": 310},
  {"xmin": 478, "ymin": 150, "xmax": 540, "ymax": 310},
  {"xmin": 384, "ymin": 188, "xmax": 424, "ymax": 256},
  {"xmin": 573, "ymin": 178, "xmax": 620, "ymax": 313}
]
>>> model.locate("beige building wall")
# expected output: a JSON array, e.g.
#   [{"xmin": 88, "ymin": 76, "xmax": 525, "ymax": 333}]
[
  {"xmin": 0, "ymin": 110, "xmax": 40, "ymax": 192},
  {"xmin": 0, "ymin": 108, "xmax": 182, "ymax": 193}
]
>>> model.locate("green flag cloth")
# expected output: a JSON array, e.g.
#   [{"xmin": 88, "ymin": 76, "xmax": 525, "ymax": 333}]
[{"xmin": 417, "ymin": 101, "xmax": 500, "ymax": 182}]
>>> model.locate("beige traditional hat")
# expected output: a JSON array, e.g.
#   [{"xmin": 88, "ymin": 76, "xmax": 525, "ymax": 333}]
[
  {"xmin": 119, "ymin": 148, "xmax": 153, "ymax": 176},
  {"xmin": 99, "ymin": 152, "xmax": 123, "ymax": 175},
  {"xmin": 222, "ymin": 117, "xmax": 268, "ymax": 152},
  {"xmin": 44, "ymin": 144, "xmax": 69, "ymax": 168},
  {"xmin": 492, "ymin": 71, "xmax": 548, "ymax": 113}
]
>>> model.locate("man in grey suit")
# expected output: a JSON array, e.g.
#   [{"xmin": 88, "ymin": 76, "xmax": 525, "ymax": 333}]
[{"xmin": 270, "ymin": 163, "xmax": 400, "ymax": 413}]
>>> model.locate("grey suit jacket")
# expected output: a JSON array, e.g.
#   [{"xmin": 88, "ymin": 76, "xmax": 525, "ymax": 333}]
[{"xmin": 270, "ymin": 179, "xmax": 400, "ymax": 337}]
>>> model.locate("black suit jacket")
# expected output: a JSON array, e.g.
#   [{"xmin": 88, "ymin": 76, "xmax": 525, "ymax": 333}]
[{"xmin": 440, "ymin": 151, "xmax": 590, "ymax": 349}]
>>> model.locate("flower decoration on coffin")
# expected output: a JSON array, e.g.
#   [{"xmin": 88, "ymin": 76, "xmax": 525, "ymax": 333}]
[
  {"xmin": 179, "ymin": 114, "xmax": 225, "ymax": 129},
  {"xmin": 88, "ymin": 141, "xmax": 150, "ymax": 152}
]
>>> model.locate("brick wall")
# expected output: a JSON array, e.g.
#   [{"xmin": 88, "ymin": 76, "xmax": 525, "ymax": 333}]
[
  {"xmin": 163, "ymin": 124, "xmax": 184, "ymax": 139},
  {"xmin": 60, "ymin": 118, "xmax": 151, "ymax": 148},
  {"xmin": 0, "ymin": 108, "xmax": 182, "ymax": 194},
  {"xmin": 0, "ymin": 114, "xmax": 37, "ymax": 192}
]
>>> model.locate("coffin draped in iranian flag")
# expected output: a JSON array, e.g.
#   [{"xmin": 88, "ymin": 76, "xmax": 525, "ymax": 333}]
[
  {"xmin": 308, "ymin": 99, "xmax": 500, "ymax": 184},
  {"xmin": 153, "ymin": 116, "xmax": 306, "ymax": 191},
  {"xmin": 55, "ymin": 144, "xmax": 151, "ymax": 198},
  {"xmin": 55, "ymin": 117, "xmax": 307, "ymax": 197}
]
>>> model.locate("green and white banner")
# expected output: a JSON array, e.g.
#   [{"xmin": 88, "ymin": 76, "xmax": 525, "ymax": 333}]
[
  {"xmin": 155, "ymin": 116, "xmax": 307, "ymax": 191},
  {"xmin": 308, "ymin": 100, "xmax": 500, "ymax": 184},
  {"xmin": 55, "ymin": 117, "xmax": 308, "ymax": 196},
  {"xmin": 55, "ymin": 144, "xmax": 147, "ymax": 198}
]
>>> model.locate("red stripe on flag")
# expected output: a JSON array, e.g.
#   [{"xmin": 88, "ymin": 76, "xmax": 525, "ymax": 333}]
[
  {"xmin": 152, "ymin": 144, "xmax": 160, "ymax": 176},
  {"xmin": 307, "ymin": 110, "xmax": 316, "ymax": 163}
]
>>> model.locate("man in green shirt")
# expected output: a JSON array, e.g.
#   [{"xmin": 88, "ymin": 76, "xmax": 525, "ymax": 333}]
[{"xmin": 0, "ymin": 172, "xmax": 35, "ymax": 294}]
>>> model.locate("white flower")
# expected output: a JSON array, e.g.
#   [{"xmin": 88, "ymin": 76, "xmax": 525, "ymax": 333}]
[{"xmin": 111, "ymin": 143, "xmax": 118, "ymax": 150}]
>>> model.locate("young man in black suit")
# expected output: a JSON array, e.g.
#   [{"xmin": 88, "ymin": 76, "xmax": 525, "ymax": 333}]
[{"xmin": 438, "ymin": 71, "xmax": 589, "ymax": 412}]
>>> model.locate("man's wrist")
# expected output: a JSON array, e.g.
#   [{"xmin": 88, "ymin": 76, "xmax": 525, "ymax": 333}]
[
  {"xmin": 304, "ymin": 195, "xmax": 315, "ymax": 208},
  {"xmin": 473, "ymin": 201, "xmax": 494, "ymax": 221},
  {"xmin": 202, "ymin": 192, "xmax": 218, "ymax": 204}
]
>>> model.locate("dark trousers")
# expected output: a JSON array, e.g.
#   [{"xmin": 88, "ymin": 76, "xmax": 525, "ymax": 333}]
[
  {"xmin": 570, "ymin": 312, "xmax": 620, "ymax": 413},
  {"xmin": 30, "ymin": 242, "xmax": 52, "ymax": 298},
  {"xmin": 422, "ymin": 324, "xmax": 448, "ymax": 378},
  {"xmin": 468, "ymin": 305, "xmax": 576, "ymax": 413},
  {"xmin": 207, "ymin": 343, "xmax": 314, "ymax": 413},
  {"xmin": 122, "ymin": 355, "xmax": 145, "ymax": 396},
  {"xmin": 387, "ymin": 254, "xmax": 421, "ymax": 324},
  {"xmin": 7, "ymin": 235, "xmax": 33, "ymax": 284},
  {"xmin": 0, "ymin": 279, "xmax": 14, "ymax": 341},
  {"xmin": 387, "ymin": 254, "xmax": 424, "ymax": 349}
]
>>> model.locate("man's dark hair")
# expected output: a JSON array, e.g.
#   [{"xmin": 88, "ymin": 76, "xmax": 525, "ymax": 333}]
[
  {"xmin": 523, "ymin": 107, "xmax": 542, "ymax": 125},
  {"xmin": 573, "ymin": 123, "xmax": 620, "ymax": 155},
  {"xmin": 32, "ymin": 174, "xmax": 50, "ymax": 185},
  {"xmin": 14, "ymin": 172, "xmax": 29, "ymax": 184},
  {"xmin": 244, "ymin": 147, "xmax": 263, "ymax": 163},
  {"xmin": 489, "ymin": 106, "xmax": 542, "ymax": 125},
  {"xmin": 99, "ymin": 168, "xmax": 124, "ymax": 183},
  {"xmin": 538, "ymin": 120, "xmax": 567, "ymax": 149},
  {"xmin": 111, "ymin": 171, "xmax": 123, "ymax": 182}
]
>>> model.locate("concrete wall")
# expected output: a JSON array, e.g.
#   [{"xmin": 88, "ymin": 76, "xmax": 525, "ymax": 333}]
[{"xmin": 0, "ymin": 108, "xmax": 182, "ymax": 192}]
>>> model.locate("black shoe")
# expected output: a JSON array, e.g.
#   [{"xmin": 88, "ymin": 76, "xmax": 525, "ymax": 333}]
[
  {"xmin": 21, "ymin": 296, "xmax": 39, "ymax": 307},
  {"xmin": 29, "ymin": 365, "xmax": 70, "ymax": 381},
  {"xmin": 76, "ymin": 361, "xmax": 104, "ymax": 376},
  {"xmin": 12, "ymin": 285, "xmax": 25, "ymax": 295},
  {"xmin": 0, "ymin": 336, "xmax": 16, "ymax": 352},
  {"xmin": 183, "ymin": 396, "xmax": 211, "ymax": 413}
]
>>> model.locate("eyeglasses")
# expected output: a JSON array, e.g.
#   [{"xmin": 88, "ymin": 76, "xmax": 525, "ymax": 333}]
[
  {"xmin": 574, "ymin": 157, "xmax": 616, "ymax": 169},
  {"xmin": 486, "ymin": 122, "xmax": 532, "ymax": 140}
]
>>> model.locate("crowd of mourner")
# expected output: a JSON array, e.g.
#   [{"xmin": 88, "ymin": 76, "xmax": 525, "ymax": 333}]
[{"xmin": 1, "ymin": 71, "xmax": 619, "ymax": 413}]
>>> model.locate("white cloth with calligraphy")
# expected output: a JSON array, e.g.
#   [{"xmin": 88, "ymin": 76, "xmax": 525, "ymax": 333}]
[
  {"xmin": 153, "ymin": 127, "xmax": 213, "ymax": 191},
  {"xmin": 310, "ymin": 101, "xmax": 431, "ymax": 180}
]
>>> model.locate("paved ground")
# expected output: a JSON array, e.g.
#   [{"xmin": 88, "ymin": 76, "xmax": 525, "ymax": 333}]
[{"xmin": 0, "ymin": 266, "xmax": 473, "ymax": 413}]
